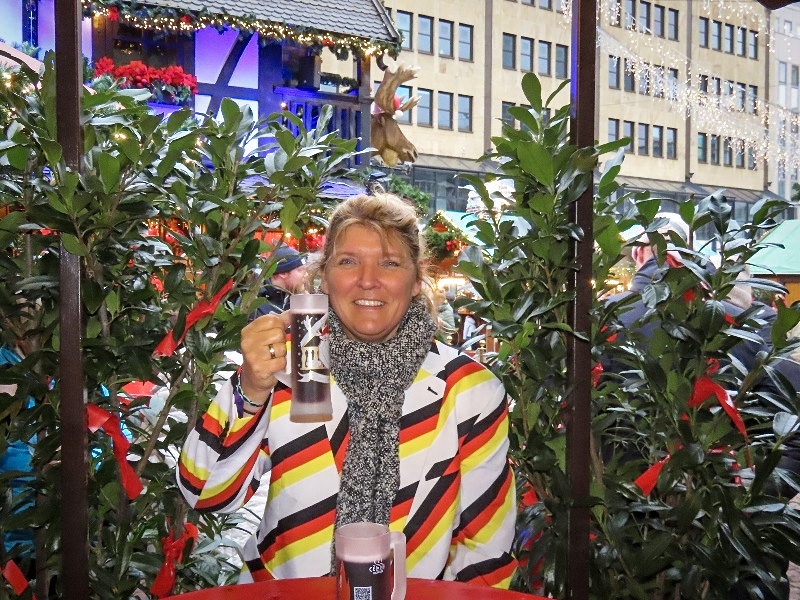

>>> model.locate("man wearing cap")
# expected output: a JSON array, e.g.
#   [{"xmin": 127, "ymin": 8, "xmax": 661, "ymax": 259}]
[{"xmin": 249, "ymin": 246, "xmax": 307, "ymax": 322}]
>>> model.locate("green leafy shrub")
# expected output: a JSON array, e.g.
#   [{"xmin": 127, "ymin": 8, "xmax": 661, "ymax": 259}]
[{"xmin": 458, "ymin": 72, "xmax": 800, "ymax": 600}]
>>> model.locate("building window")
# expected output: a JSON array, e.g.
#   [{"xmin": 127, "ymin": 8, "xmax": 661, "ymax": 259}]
[
  {"xmin": 608, "ymin": 118, "xmax": 620, "ymax": 142},
  {"xmin": 724, "ymin": 23, "xmax": 734, "ymax": 53},
  {"xmin": 396, "ymin": 85, "xmax": 412, "ymax": 123},
  {"xmin": 538, "ymin": 40, "xmax": 551, "ymax": 76},
  {"xmin": 666, "ymin": 127, "xmax": 677, "ymax": 158},
  {"xmin": 779, "ymin": 61, "xmax": 787, "ymax": 106},
  {"xmin": 711, "ymin": 20, "xmax": 722, "ymax": 50},
  {"xmin": 609, "ymin": 0, "xmax": 621, "ymax": 26},
  {"xmin": 458, "ymin": 94, "xmax": 472, "ymax": 132},
  {"xmin": 748, "ymin": 30, "xmax": 758, "ymax": 59},
  {"xmin": 459, "ymin": 24, "xmax": 473, "ymax": 61},
  {"xmin": 638, "ymin": 68, "xmax": 650, "ymax": 94},
  {"xmin": 736, "ymin": 26, "xmax": 746, "ymax": 56},
  {"xmin": 723, "ymin": 137, "xmax": 732, "ymax": 166},
  {"xmin": 667, "ymin": 68, "xmax": 678, "ymax": 100},
  {"xmin": 638, "ymin": 123, "xmax": 649, "ymax": 154},
  {"xmin": 397, "ymin": 11, "xmax": 412, "ymax": 50},
  {"xmin": 438, "ymin": 91, "xmax": 453, "ymax": 129},
  {"xmin": 735, "ymin": 142, "xmax": 745, "ymax": 168},
  {"xmin": 555, "ymin": 44, "xmax": 569, "ymax": 79},
  {"xmin": 654, "ymin": 5, "xmax": 665, "ymax": 36},
  {"xmin": 417, "ymin": 88, "xmax": 432, "ymax": 126},
  {"xmin": 710, "ymin": 134, "xmax": 720, "ymax": 164},
  {"xmin": 699, "ymin": 17, "xmax": 709, "ymax": 47},
  {"xmin": 540, "ymin": 0, "xmax": 553, "ymax": 9},
  {"xmin": 793, "ymin": 65, "xmax": 800, "ymax": 110},
  {"xmin": 652, "ymin": 124, "xmax": 663, "ymax": 156},
  {"xmin": 697, "ymin": 132, "xmax": 708, "ymax": 162},
  {"xmin": 418, "ymin": 15, "xmax": 433, "ymax": 53},
  {"xmin": 502, "ymin": 101, "xmax": 515, "ymax": 127},
  {"xmin": 699, "ymin": 74, "xmax": 708, "ymax": 93},
  {"xmin": 652, "ymin": 65, "xmax": 665, "ymax": 97},
  {"xmin": 521, "ymin": 37, "xmax": 534, "ymax": 72},
  {"xmin": 609, "ymin": 55, "xmax": 620, "ymax": 88},
  {"xmin": 748, "ymin": 148, "xmax": 756, "ymax": 170},
  {"xmin": 625, "ymin": 0, "xmax": 636, "ymax": 29},
  {"xmin": 624, "ymin": 58, "xmax": 635, "ymax": 91},
  {"xmin": 439, "ymin": 19, "xmax": 454, "ymax": 57},
  {"xmin": 667, "ymin": 9, "xmax": 678, "ymax": 40},
  {"xmin": 736, "ymin": 82, "xmax": 746, "ymax": 111},
  {"xmin": 623, "ymin": 120, "xmax": 634, "ymax": 152},
  {"xmin": 503, "ymin": 33, "xmax": 516, "ymax": 69},
  {"xmin": 639, "ymin": 1, "xmax": 651, "ymax": 31}
]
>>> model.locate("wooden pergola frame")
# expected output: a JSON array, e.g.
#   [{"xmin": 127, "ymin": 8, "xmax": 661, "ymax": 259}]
[{"xmin": 49, "ymin": 0, "xmax": 791, "ymax": 598}]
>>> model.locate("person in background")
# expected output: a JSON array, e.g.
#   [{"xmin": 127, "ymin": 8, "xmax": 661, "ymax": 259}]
[
  {"xmin": 434, "ymin": 289, "xmax": 456, "ymax": 335},
  {"xmin": 248, "ymin": 245, "xmax": 308, "ymax": 322},
  {"xmin": 177, "ymin": 192, "xmax": 517, "ymax": 587}
]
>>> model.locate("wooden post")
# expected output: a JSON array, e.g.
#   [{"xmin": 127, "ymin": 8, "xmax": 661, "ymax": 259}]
[
  {"xmin": 54, "ymin": 0, "xmax": 89, "ymax": 598},
  {"xmin": 566, "ymin": 0, "xmax": 596, "ymax": 598}
]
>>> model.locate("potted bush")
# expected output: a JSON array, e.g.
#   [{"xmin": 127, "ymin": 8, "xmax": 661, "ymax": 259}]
[
  {"xmin": 458, "ymin": 72, "xmax": 800, "ymax": 599},
  {"xmin": 0, "ymin": 52, "xmax": 361, "ymax": 598}
]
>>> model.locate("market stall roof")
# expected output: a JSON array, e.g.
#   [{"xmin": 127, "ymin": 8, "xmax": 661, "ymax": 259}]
[
  {"xmin": 84, "ymin": 0, "xmax": 401, "ymax": 54},
  {"xmin": 750, "ymin": 220, "xmax": 800, "ymax": 276}
]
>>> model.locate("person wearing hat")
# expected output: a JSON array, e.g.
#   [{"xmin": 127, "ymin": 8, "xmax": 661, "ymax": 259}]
[{"xmin": 249, "ymin": 245, "xmax": 308, "ymax": 322}]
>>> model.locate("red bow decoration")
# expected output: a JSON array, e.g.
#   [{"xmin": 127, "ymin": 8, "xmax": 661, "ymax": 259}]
[
  {"xmin": 634, "ymin": 455, "xmax": 671, "ymax": 495},
  {"xmin": 2, "ymin": 561, "xmax": 36, "ymax": 599},
  {"xmin": 151, "ymin": 523, "xmax": 199, "ymax": 598},
  {"xmin": 87, "ymin": 404, "xmax": 144, "ymax": 500},
  {"xmin": 154, "ymin": 279, "xmax": 233, "ymax": 357}
]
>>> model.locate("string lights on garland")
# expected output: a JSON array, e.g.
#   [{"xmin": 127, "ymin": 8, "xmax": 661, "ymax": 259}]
[{"xmin": 81, "ymin": 0, "xmax": 399, "ymax": 59}]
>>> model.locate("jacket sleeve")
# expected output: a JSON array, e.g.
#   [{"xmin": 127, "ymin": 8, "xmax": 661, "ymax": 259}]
[
  {"xmin": 446, "ymin": 367, "xmax": 518, "ymax": 588},
  {"xmin": 176, "ymin": 378, "xmax": 272, "ymax": 513}
]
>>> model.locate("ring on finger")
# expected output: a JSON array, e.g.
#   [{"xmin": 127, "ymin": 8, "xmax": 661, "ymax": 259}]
[{"xmin": 268, "ymin": 343, "xmax": 276, "ymax": 359}]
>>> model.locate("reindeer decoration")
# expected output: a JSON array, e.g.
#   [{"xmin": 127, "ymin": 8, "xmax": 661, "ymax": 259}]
[{"xmin": 371, "ymin": 60, "xmax": 420, "ymax": 167}]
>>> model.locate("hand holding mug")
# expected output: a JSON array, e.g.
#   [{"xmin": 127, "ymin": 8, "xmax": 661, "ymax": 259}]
[{"xmin": 239, "ymin": 312, "xmax": 290, "ymax": 404}]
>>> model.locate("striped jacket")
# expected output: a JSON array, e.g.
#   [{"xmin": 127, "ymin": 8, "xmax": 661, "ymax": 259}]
[{"xmin": 177, "ymin": 340, "xmax": 517, "ymax": 587}]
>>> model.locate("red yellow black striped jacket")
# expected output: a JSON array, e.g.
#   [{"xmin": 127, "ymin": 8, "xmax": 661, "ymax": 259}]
[{"xmin": 177, "ymin": 341, "xmax": 517, "ymax": 587}]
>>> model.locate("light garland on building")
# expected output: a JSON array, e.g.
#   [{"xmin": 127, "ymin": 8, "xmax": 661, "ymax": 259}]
[
  {"xmin": 81, "ymin": 0, "xmax": 399, "ymax": 58},
  {"xmin": 590, "ymin": 0, "xmax": 800, "ymax": 177}
]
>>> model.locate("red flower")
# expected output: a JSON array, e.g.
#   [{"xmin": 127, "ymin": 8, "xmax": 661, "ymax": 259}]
[
  {"xmin": 107, "ymin": 6, "xmax": 119, "ymax": 21},
  {"xmin": 180, "ymin": 15, "xmax": 193, "ymax": 25},
  {"xmin": 94, "ymin": 56, "xmax": 115, "ymax": 77}
]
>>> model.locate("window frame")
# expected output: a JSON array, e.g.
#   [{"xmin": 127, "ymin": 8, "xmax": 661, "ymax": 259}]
[
  {"xmin": 439, "ymin": 19, "xmax": 454, "ymax": 58},
  {"xmin": 458, "ymin": 23, "xmax": 473, "ymax": 61},
  {"xmin": 397, "ymin": 11, "xmax": 413, "ymax": 50},
  {"xmin": 438, "ymin": 91, "xmax": 453, "ymax": 129},
  {"xmin": 418, "ymin": 15, "xmax": 433, "ymax": 54},
  {"xmin": 457, "ymin": 94, "xmax": 473, "ymax": 132}
]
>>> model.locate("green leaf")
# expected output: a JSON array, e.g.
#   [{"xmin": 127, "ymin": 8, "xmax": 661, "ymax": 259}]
[
  {"xmin": 521, "ymin": 72, "xmax": 543, "ymax": 113},
  {"xmin": 60, "ymin": 233, "xmax": 85, "ymax": 256},
  {"xmin": 97, "ymin": 152, "xmax": 121, "ymax": 193},
  {"xmin": 517, "ymin": 141, "xmax": 555, "ymax": 187}
]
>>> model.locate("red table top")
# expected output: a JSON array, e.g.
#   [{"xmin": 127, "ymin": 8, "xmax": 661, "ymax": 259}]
[{"xmin": 165, "ymin": 577, "xmax": 546, "ymax": 599}]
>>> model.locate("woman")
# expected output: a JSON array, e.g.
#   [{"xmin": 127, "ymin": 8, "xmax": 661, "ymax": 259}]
[{"xmin": 177, "ymin": 193, "xmax": 516, "ymax": 587}]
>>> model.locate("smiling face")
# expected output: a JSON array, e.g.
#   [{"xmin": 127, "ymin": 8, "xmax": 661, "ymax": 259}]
[{"xmin": 321, "ymin": 224, "xmax": 422, "ymax": 343}]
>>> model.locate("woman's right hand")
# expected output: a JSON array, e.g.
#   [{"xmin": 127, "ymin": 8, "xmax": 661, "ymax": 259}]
[{"xmin": 238, "ymin": 311, "xmax": 291, "ymax": 405}]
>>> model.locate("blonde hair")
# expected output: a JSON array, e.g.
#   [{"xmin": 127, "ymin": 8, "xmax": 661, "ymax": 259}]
[{"xmin": 314, "ymin": 192, "xmax": 435, "ymax": 314}]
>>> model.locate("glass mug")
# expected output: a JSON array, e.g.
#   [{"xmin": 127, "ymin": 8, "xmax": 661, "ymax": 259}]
[
  {"xmin": 289, "ymin": 293, "xmax": 332, "ymax": 422},
  {"xmin": 334, "ymin": 522, "xmax": 406, "ymax": 600}
]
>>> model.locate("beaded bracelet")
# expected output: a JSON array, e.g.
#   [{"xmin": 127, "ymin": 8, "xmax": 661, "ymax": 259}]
[{"xmin": 233, "ymin": 371, "xmax": 264, "ymax": 412}]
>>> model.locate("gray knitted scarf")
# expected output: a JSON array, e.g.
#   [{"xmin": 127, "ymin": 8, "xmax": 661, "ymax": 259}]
[{"xmin": 330, "ymin": 299, "xmax": 437, "ymax": 532}]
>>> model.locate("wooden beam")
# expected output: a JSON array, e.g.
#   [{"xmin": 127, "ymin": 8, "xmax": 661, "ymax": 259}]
[{"xmin": 54, "ymin": 0, "xmax": 88, "ymax": 598}]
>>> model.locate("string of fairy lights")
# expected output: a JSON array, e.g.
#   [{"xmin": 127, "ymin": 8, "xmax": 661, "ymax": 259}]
[
  {"xmin": 80, "ymin": 0, "xmax": 398, "ymax": 58},
  {"xmin": 558, "ymin": 0, "xmax": 800, "ymax": 178}
]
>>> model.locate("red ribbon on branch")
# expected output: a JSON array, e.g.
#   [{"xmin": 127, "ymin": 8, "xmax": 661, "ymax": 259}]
[
  {"xmin": 87, "ymin": 404, "xmax": 144, "ymax": 500},
  {"xmin": 634, "ymin": 455, "xmax": 671, "ymax": 495},
  {"xmin": 2, "ymin": 561, "xmax": 36, "ymax": 599},
  {"xmin": 151, "ymin": 523, "xmax": 199, "ymax": 598},
  {"xmin": 153, "ymin": 279, "xmax": 234, "ymax": 357}
]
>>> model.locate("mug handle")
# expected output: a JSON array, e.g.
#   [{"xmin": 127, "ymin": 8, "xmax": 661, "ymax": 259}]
[{"xmin": 390, "ymin": 531, "xmax": 407, "ymax": 600}]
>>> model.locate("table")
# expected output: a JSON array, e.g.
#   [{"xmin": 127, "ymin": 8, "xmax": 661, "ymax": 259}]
[{"xmin": 164, "ymin": 577, "xmax": 547, "ymax": 599}]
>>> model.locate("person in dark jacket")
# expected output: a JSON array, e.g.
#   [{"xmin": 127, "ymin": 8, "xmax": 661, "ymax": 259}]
[{"xmin": 249, "ymin": 245, "xmax": 308, "ymax": 322}]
